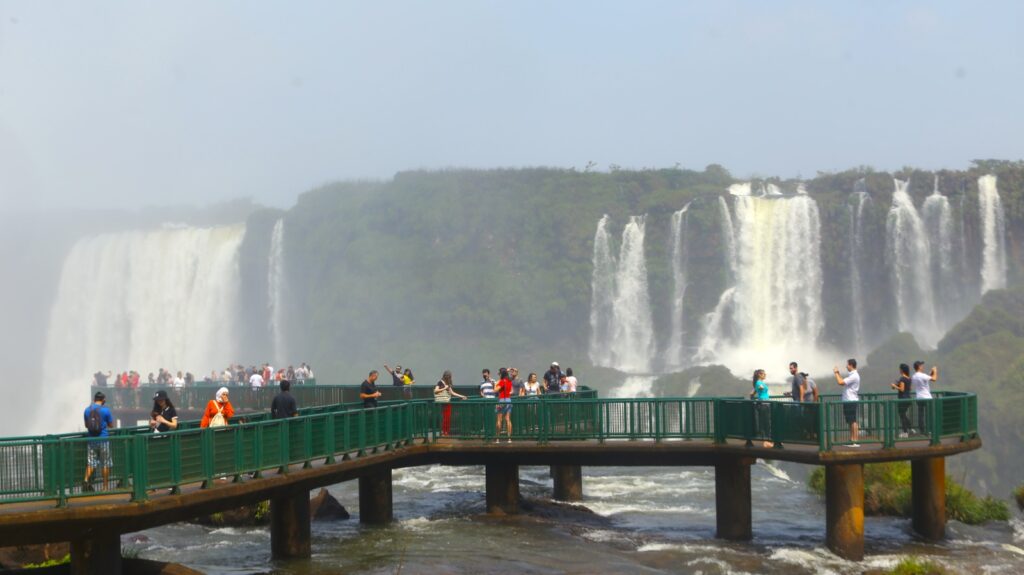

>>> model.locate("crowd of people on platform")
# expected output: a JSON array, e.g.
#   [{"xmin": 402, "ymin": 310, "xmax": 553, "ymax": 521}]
[
  {"xmin": 750, "ymin": 358, "xmax": 939, "ymax": 448},
  {"xmin": 92, "ymin": 362, "xmax": 315, "ymax": 390}
]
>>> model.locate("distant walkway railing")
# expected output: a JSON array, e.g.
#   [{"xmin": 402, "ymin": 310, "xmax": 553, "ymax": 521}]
[{"xmin": 0, "ymin": 391, "xmax": 976, "ymax": 507}]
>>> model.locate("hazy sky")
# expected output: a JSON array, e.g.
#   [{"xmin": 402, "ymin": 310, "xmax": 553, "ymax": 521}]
[{"xmin": 1, "ymin": 1, "xmax": 1022, "ymax": 211}]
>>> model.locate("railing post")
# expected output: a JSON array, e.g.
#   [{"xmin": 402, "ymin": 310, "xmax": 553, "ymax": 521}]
[
  {"xmin": 357, "ymin": 409, "xmax": 367, "ymax": 456},
  {"xmin": 654, "ymin": 401, "xmax": 662, "ymax": 442},
  {"xmin": 713, "ymin": 400, "xmax": 725, "ymax": 445},
  {"xmin": 818, "ymin": 401, "xmax": 828, "ymax": 451},
  {"xmin": 883, "ymin": 400, "xmax": 894, "ymax": 449},
  {"xmin": 930, "ymin": 398, "xmax": 941, "ymax": 446},
  {"xmin": 324, "ymin": 414, "xmax": 336, "ymax": 464},
  {"xmin": 303, "ymin": 417, "xmax": 313, "ymax": 468},
  {"xmin": 771, "ymin": 401, "xmax": 784, "ymax": 449},
  {"xmin": 201, "ymin": 429, "xmax": 214, "ymax": 488},
  {"xmin": 280, "ymin": 421, "xmax": 290, "ymax": 473},
  {"xmin": 170, "ymin": 434, "xmax": 182, "ymax": 491},
  {"xmin": 959, "ymin": 396, "xmax": 968, "ymax": 442},
  {"xmin": 131, "ymin": 435, "xmax": 148, "ymax": 502},
  {"xmin": 233, "ymin": 426, "xmax": 244, "ymax": 481}
]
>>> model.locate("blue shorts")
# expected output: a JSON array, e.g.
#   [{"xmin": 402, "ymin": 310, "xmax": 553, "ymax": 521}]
[
  {"xmin": 496, "ymin": 399, "xmax": 512, "ymax": 414},
  {"xmin": 87, "ymin": 441, "xmax": 111, "ymax": 469}
]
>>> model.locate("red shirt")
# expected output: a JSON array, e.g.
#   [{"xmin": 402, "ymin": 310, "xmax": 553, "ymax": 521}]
[{"xmin": 496, "ymin": 378, "xmax": 513, "ymax": 400}]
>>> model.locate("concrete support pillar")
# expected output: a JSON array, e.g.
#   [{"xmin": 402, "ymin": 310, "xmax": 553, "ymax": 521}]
[
  {"xmin": 826, "ymin": 463, "xmax": 864, "ymax": 561},
  {"xmin": 552, "ymin": 465, "xmax": 583, "ymax": 502},
  {"xmin": 911, "ymin": 457, "xmax": 946, "ymax": 541},
  {"xmin": 359, "ymin": 469, "xmax": 394, "ymax": 525},
  {"xmin": 70, "ymin": 533, "xmax": 121, "ymax": 575},
  {"xmin": 714, "ymin": 460, "xmax": 752, "ymax": 541},
  {"xmin": 271, "ymin": 490, "xmax": 311, "ymax": 559},
  {"xmin": 486, "ymin": 463, "xmax": 519, "ymax": 515}
]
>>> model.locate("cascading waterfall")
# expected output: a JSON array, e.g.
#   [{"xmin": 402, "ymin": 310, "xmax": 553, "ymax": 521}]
[
  {"xmin": 886, "ymin": 179, "xmax": 939, "ymax": 346},
  {"xmin": 267, "ymin": 218, "xmax": 288, "ymax": 365},
  {"xmin": 921, "ymin": 178, "xmax": 957, "ymax": 329},
  {"xmin": 588, "ymin": 215, "xmax": 616, "ymax": 367},
  {"xmin": 730, "ymin": 194, "xmax": 824, "ymax": 354},
  {"xmin": 848, "ymin": 185, "xmax": 870, "ymax": 354},
  {"xmin": 718, "ymin": 196, "xmax": 738, "ymax": 279},
  {"xmin": 664, "ymin": 203, "xmax": 692, "ymax": 370},
  {"xmin": 610, "ymin": 216, "xmax": 655, "ymax": 373},
  {"xmin": 978, "ymin": 174, "xmax": 1008, "ymax": 293},
  {"xmin": 694, "ymin": 287, "xmax": 735, "ymax": 362},
  {"xmin": 40, "ymin": 225, "xmax": 246, "ymax": 433}
]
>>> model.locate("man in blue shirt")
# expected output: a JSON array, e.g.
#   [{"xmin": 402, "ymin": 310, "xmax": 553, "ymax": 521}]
[{"xmin": 83, "ymin": 392, "xmax": 115, "ymax": 492}]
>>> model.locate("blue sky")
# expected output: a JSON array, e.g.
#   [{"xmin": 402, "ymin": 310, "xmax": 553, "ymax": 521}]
[{"xmin": 1, "ymin": 1, "xmax": 1021, "ymax": 210}]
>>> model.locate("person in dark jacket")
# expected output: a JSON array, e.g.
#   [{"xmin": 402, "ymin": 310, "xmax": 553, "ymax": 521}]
[{"xmin": 271, "ymin": 380, "xmax": 299, "ymax": 419}]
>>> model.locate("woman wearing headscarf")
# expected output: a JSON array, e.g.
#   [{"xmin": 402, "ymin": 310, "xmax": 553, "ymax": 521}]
[{"xmin": 200, "ymin": 387, "xmax": 234, "ymax": 428}]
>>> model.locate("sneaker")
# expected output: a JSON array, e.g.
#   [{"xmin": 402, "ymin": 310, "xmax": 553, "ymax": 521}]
[
  {"xmin": 82, "ymin": 482, "xmax": 94, "ymax": 493},
  {"xmin": 898, "ymin": 432, "xmax": 909, "ymax": 439},
  {"xmin": 494, "ymin": 439, "xmax": 501, "ymax": 444},
  {"xmin": 849, "ymin": 443, "xmax": 861, "ymax": 448}
]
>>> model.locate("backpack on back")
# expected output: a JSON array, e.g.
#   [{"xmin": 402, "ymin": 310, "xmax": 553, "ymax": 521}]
[{"xmin": 86, "ymin": 405, "xmax": 104, "ymax": 436}]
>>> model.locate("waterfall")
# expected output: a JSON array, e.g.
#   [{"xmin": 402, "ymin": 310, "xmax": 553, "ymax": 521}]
[
  {"xmin": 664, "ymin": 203, "xmax": 692, "ymax": 370},
  {"xmin": 718, "ymin": 196, "xmax": 738, "ymax": 279},
  {"xmin": 886, "ymin": 179, "xmax": 939, "ymax": 347},
  {"xmin": 730, "ymin": 194, "xmax": 824, "ymax": 353},
  {"xmin": 40, "ymin": 225, "xmax": 246, "ymax": 432},
  {"xmin": 267, "ymin": 218, "xmax": 288, "ymax": 366},
  {"xmin": 694, "ymin": 287, "xmax": 735, "ymax": 362},
  {"xmin": 849, "ymin": 185, "xmax": 871, "ymax": 354},
  {"xmin": 922, "ymin": 178, "xmax": 957, "ymax": 329},
  {"xmin": 610, "ymin": 216, "xmax": 655, "ymax": 373},
  {"xmin": 978, "ymin": 174, "xmax": 1008, "ymax": 293},
  {"xmin": 588, "ymin": 215, "xmax": 616, "ymax": 367}
]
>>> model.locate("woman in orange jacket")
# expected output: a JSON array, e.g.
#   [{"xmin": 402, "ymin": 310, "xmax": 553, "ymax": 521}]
[{"xmin": 200, "ymin": 387, "xmax": 234, "ymax": 428}]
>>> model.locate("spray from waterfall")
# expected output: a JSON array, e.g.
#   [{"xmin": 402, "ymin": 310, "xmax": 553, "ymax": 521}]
[
  {"xmin": 718, "ymin": 196, "xmax": 738, "ymax": 280},
  {"xmin": 40, "ymin": 225, "xmax": 246, "ymax": 433},
  {"xmin": 268, "ymin": 218, "xmax": 288, "ymax": 365},
  {"xmin": 588, "ymin": 215, "xmax": 616, "ymax": 367},
  {"xmin": 849, "ymin": 183, "xmax": 871, "ymax": 354},
  {"xmin": 664, "ymin": 203, "xmax": 692, "ymax": 370},
  {"xmin": 886, "ymin": 179, "xmax": 939, "ymax": 347},
  {"xmin": 978, "ymin": 174, "xmax": 1008, "ymax": 293}
]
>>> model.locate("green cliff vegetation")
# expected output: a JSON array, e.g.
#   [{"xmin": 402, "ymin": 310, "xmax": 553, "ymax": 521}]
[
  {"xmin": 885, "ymin": 556, "xmax": 949, "ymax": 575},
  {"xmin": 807, "ymin": 462, "xmax": 1009, "ymax": 524}
]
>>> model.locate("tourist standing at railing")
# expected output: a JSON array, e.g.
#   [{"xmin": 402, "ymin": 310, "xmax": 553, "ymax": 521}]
[
  {"xmin": 495, "ymin": 368, "xmax": 514, "ymax": 443},
  {"xmin": 271, "ymin": 380, "xmax": 299, "ymax": 419},
  {"xmin": 509, "ymin": 367, "xmax": 524, "ymax": 396},
  {"xmin": 200, "ymin": 388, "xmax": 234, "ymax": 428},
  {"xmin": 891, "ymin": 363, "xmax": 913, "ymax": 437},
  {"xmin": 93, "ymin": 370, "xmax": 111, "ymax": 388},
  {"xmin": 564, "ymin": 368, "xmax": 578, "ymax": 394},
  {"xmin": 173, "ymin": 371, "xmax": 185, "ymax": 389},
  {"xmin": 434, "ymin": 370, "xmax": 466, "ymax": 437},
  {"xmin": 83, "ymin": 392, "xmax": 114, "ymax": 491},
  {"xmin": 543, "ymin": 362, "xmax": 563, "ymax": 393},
  {"xmin": 833, "ymin": 359, "xmax": 861, "ymax": 447},
  {"xmin": 788, "ymin": 362, "xmax": 806, "ymax": 402},
  {"xmin": 360, "ymin": 370, "xmax": 382, "ymax": 408},
  {"xmin": 522, "ymin": 373, "xmax": 542, "ymax": 396},
  {"xmin": 384, "ymin": 363, "xmax": 405, "ymax": 387},
  {"xmin": 750, "ymin": 369, "xmax": 772, "ymax": 448},
  {"xmin": 912, "ymin": 361, "xmax": 938, "ymax": 433},
  {"xmin": 149, "ymin": 390, "xmax": 178, "ymax": 432},
  {"xmin": 479, "ymin": 369, "xmax": 496, "ymax": 398},
  {"xmin": 249, "ymin": 369, "xmax": 265, "ymax": 389}
]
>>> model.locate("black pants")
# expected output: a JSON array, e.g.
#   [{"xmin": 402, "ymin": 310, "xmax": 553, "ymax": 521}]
[{"xmin": 897, "ymin": 403, "xmax": 912, "ymax": 433}]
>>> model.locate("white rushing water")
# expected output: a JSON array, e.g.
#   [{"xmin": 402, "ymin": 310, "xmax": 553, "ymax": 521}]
[
  {"xmin": 698, "ymin": 194, "xmax": 825, "ymax": 373},
  {"xmin": 978, "ymin": 174, "xmax": 1008, "ymax": 293},
  {"xmin": 664, "ymin": 203, "xmax": 692, "ymax": 370},
  {"xmin": 610, "ymin": 216, "xmax": 655, "ymax": 373},
  {"xmin": 40, "ymin": 225, "xmax": 246, "ymax": 432},
  {"xmin": 886, "ymin": 179, "xmax": 939, "ymax": 347},
  {"xmin": 718, "ymin": 195, "xmax": 738, "ymax": 279},
  {"xmin": 921, "ymin": 178, "xmax": 958, "ymax": 330},
  {"xmin": 849, "ymin": 185, "xmax": 871, "ymax": 354},
  {"xmin": 588, "ymin": 215, "xmax": 617, "ymax": 367},
  {"xmin": 267, "ymin": 218, "xmax": 288, "ymax": 366}
]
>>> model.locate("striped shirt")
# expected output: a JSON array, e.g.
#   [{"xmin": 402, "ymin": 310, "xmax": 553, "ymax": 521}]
[{"xmin": 479, "ymin": 379, "xmax": 495, "ymax": 398}]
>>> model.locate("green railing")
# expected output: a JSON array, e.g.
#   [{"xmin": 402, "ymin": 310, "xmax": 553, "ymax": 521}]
[{"xmin": 0, "ymin": 391, "xmax": 976, "ymax": 507}]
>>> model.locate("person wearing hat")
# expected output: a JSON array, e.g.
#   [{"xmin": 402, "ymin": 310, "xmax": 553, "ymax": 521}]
[
  {"xmin": 83, "ymin": 391, "xmax": 115, "ymax": 492},
  {"xmin": 149, "ymin": 390, "xmax": 178, "ymax": 433},
  {"xmin": 543, "ymin": 362, "xmax": 564, "ymax": 394}
]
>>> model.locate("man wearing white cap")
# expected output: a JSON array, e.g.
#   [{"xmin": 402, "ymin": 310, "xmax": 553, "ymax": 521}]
[{"xmin": 543, "ymin": 362, "xmax": 564, "ymax": 394}]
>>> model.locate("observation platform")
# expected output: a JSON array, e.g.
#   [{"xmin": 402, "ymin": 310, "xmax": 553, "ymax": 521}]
[{"xmin": 0, "ymin": 387, "xmax": 980, "ymax": 573}]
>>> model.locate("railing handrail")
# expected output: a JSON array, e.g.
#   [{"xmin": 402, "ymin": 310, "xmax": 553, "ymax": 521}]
[{"xmin": 0, "ymin": 390, "xmax": 978, "ymax": 507}]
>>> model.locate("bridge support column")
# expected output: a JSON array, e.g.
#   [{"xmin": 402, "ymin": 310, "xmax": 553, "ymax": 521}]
[
  {"xmin": 271, "ymin": 489, "xmax": 311, "ymax": 559},
  {"xmin": 552, "ymin": 465, "xmax": 583, "ymax": 502},
  {"xmin": 486, "ymin": 463, "xmax": 519, "ymax": 515},
  {"xmin": 71, "ymin": 533, "xmax": 121, "ymax": 575},
  {"xmin": 912, "ymin": 457, "xmax": 945, "ymax": 541},
  {"xmin": 359, "ymin": 469, "xmax": 393, "ymax": 525},
  {"xmin": 826, "ymin": 463, "xmax": 864, "ymax": 561},
  {"xmin": 715, "ymin": 460, "xmax": 752, "ymax": 540}
]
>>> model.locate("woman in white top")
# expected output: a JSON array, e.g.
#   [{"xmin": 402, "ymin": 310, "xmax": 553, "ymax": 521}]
[
  {"xmin": 564, "ymin": 368, "xmax": 578, "ymax": 393},
  {"xmin": 522, "ymin": 373, "xmax": 542, "ymax": 396},
  {"xmin": 434, "ymin": 370, "xmax": 466, "ymax": 437}
]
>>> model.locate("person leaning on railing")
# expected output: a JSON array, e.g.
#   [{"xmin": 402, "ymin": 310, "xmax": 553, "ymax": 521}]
[{"xmin": 434, "ymin": 370, "xmax": 467, "ymax": 437}]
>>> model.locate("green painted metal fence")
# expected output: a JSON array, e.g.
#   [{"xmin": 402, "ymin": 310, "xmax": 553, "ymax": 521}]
[{"xmin": 0, "ymin": 391, "xmax": 977, "ymax": 507}]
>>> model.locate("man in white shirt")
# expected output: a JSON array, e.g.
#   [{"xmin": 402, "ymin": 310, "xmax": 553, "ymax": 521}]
[
  {"xmin": 249, "ymin": 371, "xmax": 265, "ymax": 389},
  {"xmin": 833, "ymin": 358, "xmax": 861, "ymax": 446},
  {"xmin": 911, "ymin": 361, "xmax": 938, "ymax": 433}
]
